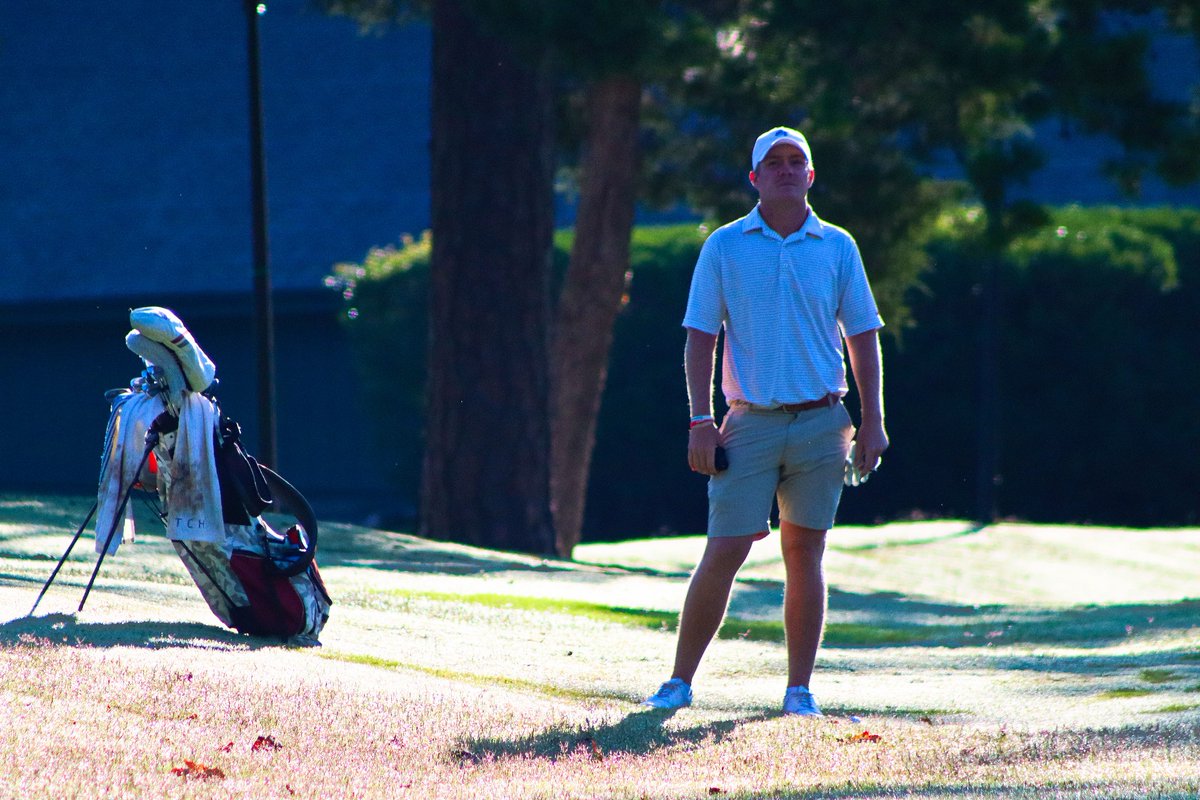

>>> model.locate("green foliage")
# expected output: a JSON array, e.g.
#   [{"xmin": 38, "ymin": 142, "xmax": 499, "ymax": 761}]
[
  {"xmin": 1007, "ymin": 209, "xmax": 1178, "ymax": 287},
  {"xmin": 327, "ymin": 233, "xmax": 433, "ymax": 514},
  {"xmin": 640, "ymin": 0, "xmax": 1200, "ymax": 322},
  {"xmin": 879, "ymin": 204, "xmax": 1200, "ymax": 527},
  {"xmin": 582, "ymin": 225, "xmax": 709, "ymax": 536},
  {"xmin": 335, "ymin": 206, "xmax": 1200, "ymax": 536}
]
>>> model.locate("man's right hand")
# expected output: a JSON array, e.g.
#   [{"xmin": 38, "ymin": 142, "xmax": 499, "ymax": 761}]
[{"xmin": 688, "ymin": 422, "xmax": 722, "ymax": 475}]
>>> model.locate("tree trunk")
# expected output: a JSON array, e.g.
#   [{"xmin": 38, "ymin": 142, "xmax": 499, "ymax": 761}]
[
  {"xmin": 550, "ymin": 76, "xmax": 642, "ymax": 558},
  {"xmin": 422, "ymin": 0, "xmax": 557, "ymax": 554}
]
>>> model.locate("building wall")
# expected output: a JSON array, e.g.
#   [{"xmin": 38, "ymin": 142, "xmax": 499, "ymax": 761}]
[
  {"xmin": 0, "ymin": 295, "xmax": 406, "ymax": 525},
  {"xmin": 0, "ymin": 0, "xmax": 431, "ymax": 304}
]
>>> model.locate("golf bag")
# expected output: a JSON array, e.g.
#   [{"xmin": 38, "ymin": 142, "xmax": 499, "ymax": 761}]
[
  {"xmin": 156, "ymin": 412, "xmax": 333, "ymax": 646},
  {"xmin": 40, "ymin": 307, "xmax": 332, "ymax": 645}
]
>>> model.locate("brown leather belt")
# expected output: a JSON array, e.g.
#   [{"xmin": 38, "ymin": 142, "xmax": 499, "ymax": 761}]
[
  {"xmin": 734, "ymin": 394, "xmax": 837, "ymax": 413},
  {"xmin": 777, "ymin": 394, "xmax": 837, "ymax": 413}
]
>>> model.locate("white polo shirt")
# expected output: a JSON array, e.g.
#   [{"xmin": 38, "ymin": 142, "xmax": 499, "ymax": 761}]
[{"xmin": 682, "ymin": 204, "xmax": 883, "ymax": 407}]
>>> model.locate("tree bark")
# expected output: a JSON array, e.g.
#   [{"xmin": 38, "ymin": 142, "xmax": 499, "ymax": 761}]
[
  {"xmin": 550, "ymin": 76, "xmax": 642, "ymax": 558},
  {"xmin": 422, "ymin": 0, "xmax": 557, "ymax": 554}
]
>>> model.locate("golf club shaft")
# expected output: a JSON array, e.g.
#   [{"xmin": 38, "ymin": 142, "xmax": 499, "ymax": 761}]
[{"xmin": 78, "ymin": 442, "xmax": 155, "ymax": 612}]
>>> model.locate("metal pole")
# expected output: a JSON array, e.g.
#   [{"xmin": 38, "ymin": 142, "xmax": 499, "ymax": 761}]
[{"xmin": 245, "ymin": 0, "xmax": 278, "ymax": 468}]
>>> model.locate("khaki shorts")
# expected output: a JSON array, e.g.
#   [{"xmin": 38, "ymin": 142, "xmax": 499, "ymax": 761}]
[{"xmin": 707, "ymin": 401, "xmax": 854, "ymax": 537}]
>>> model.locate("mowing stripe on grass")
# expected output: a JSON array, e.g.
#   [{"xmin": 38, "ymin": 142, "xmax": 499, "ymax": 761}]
[
  {"xmin": 356, "ymin": 589, "xmax": 938, "ymax": 646},
  {"xmin": 1139, "ymin": 668, "xmax": 1182, "ymax": 684},
  {"xmin": 1148, "ymin": 703, "xmax": 1200, "ymax": 713},
  {"xmin": 1098, "ymin": 688, "xmax": 1156, "ymax": 699}
]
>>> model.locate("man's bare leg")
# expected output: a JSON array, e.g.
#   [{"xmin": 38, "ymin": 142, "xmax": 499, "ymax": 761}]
[
  {"xmin": 669, "ymin": 534, "xmax": 757, "ymax": 684},
  {"xmin": 780, "ymin": 521, "xmax": 828, "ymax": 688}
]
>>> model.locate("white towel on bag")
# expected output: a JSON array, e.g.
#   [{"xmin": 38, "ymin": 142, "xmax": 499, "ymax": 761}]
[
  {"xmin": 162, "ymin": 393, "xmax": 225, "ymax": 543},
  {"xmin": 94, "ymin": 392, "xmax": 164, "ymax": 554}
]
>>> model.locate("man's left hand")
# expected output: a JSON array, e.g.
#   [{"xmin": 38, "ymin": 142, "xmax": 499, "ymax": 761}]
[{"xmin": 852, "ymin": 419, "xmax": 889, "ymax": 477}]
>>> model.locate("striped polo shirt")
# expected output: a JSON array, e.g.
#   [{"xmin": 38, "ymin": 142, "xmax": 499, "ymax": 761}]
[{"xmin": 682, "ymin": 204, "xmax": 883, "ymax": 407}]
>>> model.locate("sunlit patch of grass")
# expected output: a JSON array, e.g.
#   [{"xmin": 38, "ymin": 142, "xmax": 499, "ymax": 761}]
[
  {"xmin": 348, "ymin": 589, "xmax": 941, "ymax": 647},
  {"xmin": 1098, "ymin": 688, "xmax": 1155, "ymax": 699},
  {"xmin": 319, "ymin": 650, "xmax": 629, "ymax": 703},
  {"xmin": 8, "ymin": 510, "xmax": 1200, "ymax": 799}
]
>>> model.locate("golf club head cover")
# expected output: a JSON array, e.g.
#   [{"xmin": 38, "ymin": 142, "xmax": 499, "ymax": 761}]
[
  {"xmin": 129, "ymin": 306, "xmax": 217, "ymax": 393},
  {"xmin": 125, "ymin": 331, "xmax": 186, "ymax": 412}
]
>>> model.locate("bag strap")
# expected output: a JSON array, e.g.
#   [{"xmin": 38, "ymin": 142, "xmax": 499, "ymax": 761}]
[{"xmin": 217, "ymin": 416, "xmax": 273, "ymax": 517}]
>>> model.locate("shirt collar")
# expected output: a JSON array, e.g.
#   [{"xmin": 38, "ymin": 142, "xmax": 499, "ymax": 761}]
[{"xmin": 742, "ymin": 203, "xmax": 825, "ymax": 241}]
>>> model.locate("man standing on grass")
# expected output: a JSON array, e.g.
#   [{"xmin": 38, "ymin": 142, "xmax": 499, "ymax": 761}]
[{"xmin": 641, "ymin": 126, "xmax": 888, "ymax": 716}]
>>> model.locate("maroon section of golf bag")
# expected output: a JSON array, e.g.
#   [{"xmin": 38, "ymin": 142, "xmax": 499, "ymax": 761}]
[
  {"xmin": 169, "ymin": 420, "xmax": 333, "ymax": 645},
  {"xmin": 228, "ymin": 552, "xmax": 310, "ymax": 638}
]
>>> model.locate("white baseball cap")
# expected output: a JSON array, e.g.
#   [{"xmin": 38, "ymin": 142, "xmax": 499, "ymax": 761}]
[{"xmin": 751, "ymin": 126, "xmax": 812, "ymax": 171}]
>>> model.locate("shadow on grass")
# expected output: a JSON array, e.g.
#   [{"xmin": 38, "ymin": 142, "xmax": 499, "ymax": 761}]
[
  {"xmin": 259, "ymin": 521, "xmax": 581, "ymax": 577},
  {"xmin": 728, "ymin": 576, "xmax": 1200, "ymax": 649},
  {"xmin": 0, "ymin": 612, "xmax": 276, "ymax": 651},
  {"xmin": 0, "ymin": 494, "xmax": 99, "ymax": 531},
  {"xmin": 8, "ymin": 507, "xmax": 1200, "ymax": 656},
  {"xmin": 458, "ymin": 708, "xmax": 771, "ymax": 762}
]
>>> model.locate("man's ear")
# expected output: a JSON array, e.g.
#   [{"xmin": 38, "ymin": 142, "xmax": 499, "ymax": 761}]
[{"xmin": 748, "ymin": 170, "xmax": 758, "ymax": 188}]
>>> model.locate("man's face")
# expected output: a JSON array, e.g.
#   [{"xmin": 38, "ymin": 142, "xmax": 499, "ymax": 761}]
[{"xmin": 750, "ymin": 143, "xmax": 814, "ymax": 203}]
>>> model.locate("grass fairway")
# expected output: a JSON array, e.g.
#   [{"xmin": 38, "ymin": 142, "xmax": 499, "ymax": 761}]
[{"xmin": 2, "ymin": 495, "xmax": 1200, "ymax": 799}]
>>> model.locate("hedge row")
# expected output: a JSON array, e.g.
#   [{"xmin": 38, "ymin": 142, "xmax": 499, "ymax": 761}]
[{"xmin": 332, "ymin": 207, "xmax": 1200, "ymax": 538}]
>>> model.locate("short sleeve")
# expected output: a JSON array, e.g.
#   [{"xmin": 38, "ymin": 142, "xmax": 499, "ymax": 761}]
[
  {"xmin": 682, "ymin": 234, "xmax": 725, "ymax": 334},
  {"xmin": 836, "ymin": 237, "xmax": 884, "ymax": 337}
]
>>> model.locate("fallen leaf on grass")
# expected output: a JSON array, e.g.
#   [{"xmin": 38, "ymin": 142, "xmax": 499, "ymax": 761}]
[
  {"xmin": 919, "ymin": 716, "xmax": 935, "ymax": 725},
  {"xmin": 171, "ymin": 760, "xmax": 225, "ymax": 780},
  {"xmin": 709, "ymin": 788, "xmax": 725, "ymax": 795},
  {"xmin": 574, "ymin": 737, "xmax": 603, "ymax": 761},
  {"xmin": 252, "ymin": 735, "xmax": 283, "ymax": 752},
  {"xmin": 839, "ymin": 730, "xmax": 882, "ymax": 744},
  {"xmin": 218, "ymin": 742, "xmax": 234, "ymax": 752}
]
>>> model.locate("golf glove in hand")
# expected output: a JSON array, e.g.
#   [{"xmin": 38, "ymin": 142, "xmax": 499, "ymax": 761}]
[{"xmin": 844, "ymin": 441, "xmax": 872, "ymax": 487}]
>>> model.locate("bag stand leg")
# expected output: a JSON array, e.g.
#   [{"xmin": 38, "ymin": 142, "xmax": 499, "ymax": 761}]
[
  {"xmin": 77, "ymin": 429, "xmax": 159, "ymax": 613},
  {"xmin": 28, "ymin": 500, "xmax": 98, "ymax": 616}
]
